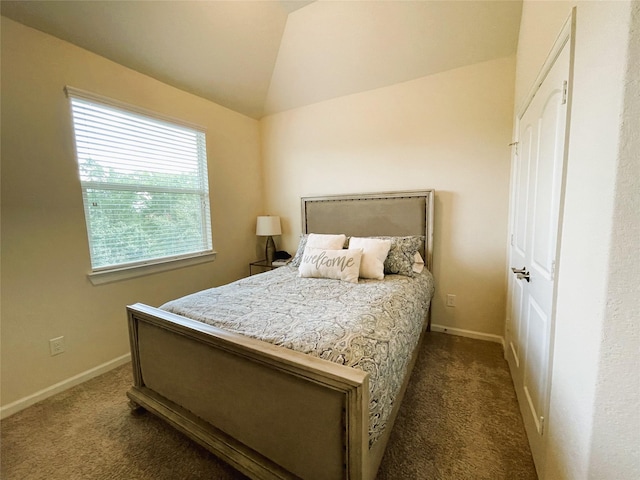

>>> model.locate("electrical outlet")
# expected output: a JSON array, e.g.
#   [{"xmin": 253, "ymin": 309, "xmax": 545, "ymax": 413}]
[
  {"xmin": 49, "ymin": 336, "xmax": 65, "ymax": 356},
  {"xmin": 446, "ymin": 294, "xmax": 456, "ymax": 307}
]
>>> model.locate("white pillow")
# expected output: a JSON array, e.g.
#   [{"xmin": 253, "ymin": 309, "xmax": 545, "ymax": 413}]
[
  {"xmin": 413, "ymin": 252, "xmax": 425, "ymax": 274},
  {"xmin": 290, "ymin": 233, "xmax": 347, "ymax": 268},
  {"xmin": 307, "ymin": 233, "xmax": 347, "ymax": 249},
  {"xmin": 348, "ymin": 237, "xmax": 392, "ymax": 280},
  {"xmin": 298, "ymin": 247, "xmax": 363, "ymax": 284}
]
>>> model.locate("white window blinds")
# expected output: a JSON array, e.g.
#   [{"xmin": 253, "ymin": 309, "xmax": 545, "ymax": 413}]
[{"xmin": 66, "ymin": 87, "xmax": 213, "ymax": 271}]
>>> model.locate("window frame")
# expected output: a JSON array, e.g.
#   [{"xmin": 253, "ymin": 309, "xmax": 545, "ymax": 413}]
[{"xmin": 65, "ymin": 86, "xmax": 216, "ymax": 285}]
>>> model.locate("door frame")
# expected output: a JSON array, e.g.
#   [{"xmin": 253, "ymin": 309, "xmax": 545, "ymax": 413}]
[{"xmin": 505, "ymin": 7, "xmax": 576, "ymax": 477}]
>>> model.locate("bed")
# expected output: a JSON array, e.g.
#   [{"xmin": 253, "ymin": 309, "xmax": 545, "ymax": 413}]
[{"xmin": 126, "ymin": 190, "xmax": 435, "ymax": 480}]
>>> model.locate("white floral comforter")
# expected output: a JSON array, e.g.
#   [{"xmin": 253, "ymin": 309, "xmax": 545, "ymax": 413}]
[{"xmin": 160, "ymin": 266, "xmax": 435, "ymax": 446}]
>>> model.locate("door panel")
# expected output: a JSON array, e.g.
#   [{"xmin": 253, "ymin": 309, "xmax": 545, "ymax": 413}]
[
  {"xmin": 514, "ymin": 125, "xmax": 533, "ymax": 256},
  {"xmin": 524, "ymin": 296, "xmax": 548, "ymax": 433},
  {"xmin": 508, "ymin": 274, "xmax": 524, "ymax": 368},
  {"xmin": 532, "ymin": 92, "xmax": 565, "ymax": 278}
]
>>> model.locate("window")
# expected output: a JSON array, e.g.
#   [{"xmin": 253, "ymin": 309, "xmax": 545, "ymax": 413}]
[{"xmin": 66, "ymin": 87, "xmax": 213, "ymax": 276}]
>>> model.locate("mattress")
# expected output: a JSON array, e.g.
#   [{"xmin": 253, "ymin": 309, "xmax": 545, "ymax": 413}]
[{"xmin": 161, "ymin": 265, "xmax": 435, "ymax": 446}]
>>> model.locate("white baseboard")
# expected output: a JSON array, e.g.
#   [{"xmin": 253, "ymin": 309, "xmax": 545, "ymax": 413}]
[
  {"xmin": 431, "ymin": 324, "xmax": 505, "ymax": 349},
  {"xmin": 1, "ymin": 353, "xmax": 131, "ymax": 420}
]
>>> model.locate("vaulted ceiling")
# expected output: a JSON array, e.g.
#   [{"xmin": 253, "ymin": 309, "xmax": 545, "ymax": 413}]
[{"xmin": 1, "ymin": 1, "xmax": 522, "ymax": 119}]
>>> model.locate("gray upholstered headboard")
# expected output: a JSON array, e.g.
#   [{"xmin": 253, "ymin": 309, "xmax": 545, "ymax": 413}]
[{"xmin": 301, "ymin": 190, "xmax": 434, "ymax": 271}]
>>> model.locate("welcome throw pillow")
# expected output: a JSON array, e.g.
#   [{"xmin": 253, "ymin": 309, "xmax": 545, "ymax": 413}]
[{"xmin": 298, "ymin": 247, "xmax": 363, "ymax": 283}]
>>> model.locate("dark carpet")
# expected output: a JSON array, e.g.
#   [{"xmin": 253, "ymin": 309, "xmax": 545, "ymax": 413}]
[{"xmin": 1, "ymin": 332, "xmax": 537, "ymax": 479}]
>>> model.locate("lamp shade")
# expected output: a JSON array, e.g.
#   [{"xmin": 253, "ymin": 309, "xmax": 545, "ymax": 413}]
[{"xmin": 256, "ymin": 216, "xmax": 281, "ymax": 236}]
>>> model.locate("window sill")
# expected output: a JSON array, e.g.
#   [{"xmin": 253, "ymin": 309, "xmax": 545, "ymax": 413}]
[{"xmin": 88, "ymin": 251, "xmax": 217, "ymax": 285}]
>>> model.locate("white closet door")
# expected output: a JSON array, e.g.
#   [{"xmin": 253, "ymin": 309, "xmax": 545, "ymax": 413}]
[{"xmin": 506, "ymin": 15, "xmax": 574, "ymax": 477}]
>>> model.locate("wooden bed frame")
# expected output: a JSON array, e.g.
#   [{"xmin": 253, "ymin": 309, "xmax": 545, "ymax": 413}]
[{"xmin": 127, "ymin": 190, "xmax": 434, "ymax": 480}]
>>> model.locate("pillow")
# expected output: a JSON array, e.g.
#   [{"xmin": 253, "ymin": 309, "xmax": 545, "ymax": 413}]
[
  {"xmin": 290, "ymin": 233, "xmax": 347, "ymax": 267},
  {"xmin": 413, "ymin": 252, "xmax": 425, "ymax": 274},
  {"xmin": 298, "ymin": 247, "xmax": 362, "ymax": 283},
  {"xmin": 348, "ymin": 237, "xmax": 392, "ymax": 280},
  {"xmin": 290, "ymin": 234, "xmax": 308, "ymax": 267},
  {"xmin": 371, "ymin": 235, "xmax": 425, "ymax": 277}
]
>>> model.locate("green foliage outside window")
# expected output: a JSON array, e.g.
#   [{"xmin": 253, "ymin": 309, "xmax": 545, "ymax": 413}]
[{"xmin": 80, "ymin": 159, "xmax": 209, "ymax": 269}]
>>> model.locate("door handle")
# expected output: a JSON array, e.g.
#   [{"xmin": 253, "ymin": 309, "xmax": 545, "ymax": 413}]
[{"xmin": 511, "ymin": 267, "xmax": 531, "ymax": 282}]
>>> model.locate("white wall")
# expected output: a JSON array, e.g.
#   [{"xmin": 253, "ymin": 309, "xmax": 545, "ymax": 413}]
[
  {"xmin": 0, "ymin": 18, "xmax": 263, "ymax": 413},
  {"xmin": 261, "ymin": 56, "xmax": 516, "ymax": 338},
  {"xmin": 515, "ymin": 1, "xmax": 640, "ymax": 478},
  {"xmin": 588, "ymin": 5, "xmax": 640, "ymax": 475}
]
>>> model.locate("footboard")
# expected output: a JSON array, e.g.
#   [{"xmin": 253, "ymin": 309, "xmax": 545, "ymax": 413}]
[{"xmin": 127, "ymin": 303, "xmax": 370, "ymax": 480}]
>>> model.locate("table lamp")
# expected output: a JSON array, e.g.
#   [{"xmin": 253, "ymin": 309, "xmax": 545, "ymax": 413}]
[{"xmin": 256, "ymin": 216, "xmax": 281, "ymax": 264}]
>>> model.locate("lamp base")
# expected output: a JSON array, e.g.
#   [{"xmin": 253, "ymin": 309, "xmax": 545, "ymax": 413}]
[{"xmin": 265, "ymin": 236, "xmax": 276, "ymax": 264}]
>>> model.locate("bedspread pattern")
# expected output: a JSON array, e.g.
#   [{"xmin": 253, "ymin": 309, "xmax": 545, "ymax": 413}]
[{"xmin": 161, "ymin": 266, "xmax": 434, "ymax": 446}]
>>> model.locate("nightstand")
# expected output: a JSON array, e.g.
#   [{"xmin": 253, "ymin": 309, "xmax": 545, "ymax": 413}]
[{"xmin": 249, "ymin": 259, "xmax": 282, "ymax": 276}]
